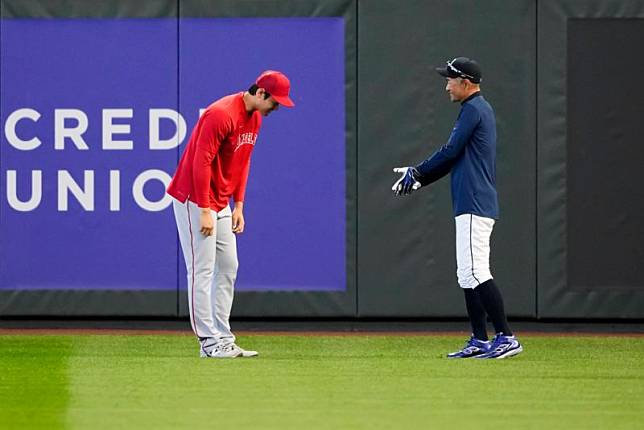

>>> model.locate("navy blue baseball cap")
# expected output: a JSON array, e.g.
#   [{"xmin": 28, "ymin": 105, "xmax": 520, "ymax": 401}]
[{"xmin": 436, "ymin": 57, "xmax": 482, "ymax": 84}]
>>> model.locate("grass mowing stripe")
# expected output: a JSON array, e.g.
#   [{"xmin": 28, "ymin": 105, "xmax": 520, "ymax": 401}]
[
  {"xmin": 2, "ymin": 334, "xmax": 643, "ymax": 430},
  {"xmin": 0, "ymin": 336, "xmax": 73, "ymax": 429}
]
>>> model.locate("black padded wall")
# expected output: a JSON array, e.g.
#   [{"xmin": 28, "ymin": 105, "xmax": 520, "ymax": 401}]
[
  {"xmin": 3, "ymin": 0, "xmax": 644, "ymax": 319},
  {"xmin": 537, "ymin": 0, "xmax": 644, "ymax": 318},
  {"xmin": 567, "ymin": 19, "xmax": 644, "ymax": 292},
  {"xmin": 357, "ymin": 0, "xmax": 537, "ymax": 317}
]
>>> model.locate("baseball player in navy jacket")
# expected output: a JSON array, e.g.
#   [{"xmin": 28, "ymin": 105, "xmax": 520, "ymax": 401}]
[{"xmin": 392, "ymin": 57, "xmax": 522, "ymax": 359}]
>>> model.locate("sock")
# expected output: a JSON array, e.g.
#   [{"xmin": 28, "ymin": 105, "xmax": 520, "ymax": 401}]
[
  {"xmin": 475, "ymin": 279, "xmax": 512, "ymax": 336},
  {"xmin": 463, "ymin": 288, "xmax": 488, "ymax": 341}
]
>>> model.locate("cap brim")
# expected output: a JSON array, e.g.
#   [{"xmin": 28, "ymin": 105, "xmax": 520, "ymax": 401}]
[
  {"xmin": 273, "ymin": 95, "xmax": 295, "ymax": 107},
  {"xmin": 435, "ymin": 66, "xmax": 456, "ymax": 78}
]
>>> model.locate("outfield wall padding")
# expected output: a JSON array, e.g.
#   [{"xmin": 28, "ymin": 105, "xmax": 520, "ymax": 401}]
[
  {"xmin": 356, "ymin": 0, "xmax": 536, "ymax": 317},
  {"xmin": 1, "ymin": 0, "xmax": 643, "ymax": 319},
  {"xmin": 537, "ymin": 0, "xmax": 644, "ymax": 318}
]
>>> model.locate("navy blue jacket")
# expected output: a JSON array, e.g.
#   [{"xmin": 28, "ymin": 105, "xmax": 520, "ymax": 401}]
[{"xmin": 415, "ymin": 92, "xmax": 499, "ymax": 219}]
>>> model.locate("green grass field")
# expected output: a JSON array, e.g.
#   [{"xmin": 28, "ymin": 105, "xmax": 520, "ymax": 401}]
[{"xmin": 1, "ymin": 333, "xmax": 643, "ymax": 429}]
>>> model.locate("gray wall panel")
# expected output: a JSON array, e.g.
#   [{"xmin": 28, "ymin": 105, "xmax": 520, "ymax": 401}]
[
  {"xmin": 357, "ymin": 0, "xmax": 536, "ymax": 317},
  {"xmin": 537, "ymin": 0, "xmax": 644, "ymax": 318},
  {"xmin": 0, "ymin": 290, "xmax": 177, "ymax": 316},
  {"xmin": 181, "ymin": 291, "xmax": 356, "ymax": 319},
  {"xmin": 1, "ymin": 0, "xmax": 177, "ymax": 18},
  {"xmin": 181, "ymin": 0, "xmax": 353, "ymax": 17}
]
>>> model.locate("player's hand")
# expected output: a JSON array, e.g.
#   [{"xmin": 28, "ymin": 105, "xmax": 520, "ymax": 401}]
[
  {"xmin": 200, "ymin": 209, "xmax": 214, "ymax": 237},
  {"xmin": 392, "ymin": 167, "xmax": 421, "ymax": 196},
  {"xmin": 232, "ymin": 207, "xmax": 245, "ymax": 234}
]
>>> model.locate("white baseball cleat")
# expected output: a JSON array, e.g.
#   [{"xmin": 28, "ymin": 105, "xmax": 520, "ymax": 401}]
[
  {"xmin": 200, "ymin": 340, "xmax": 241, "ymax": 358},
  {"xmin": 233, "ymin": 344, "xmax": 259, "ymax": 358},
  {"xmin": 210, "ymin": 343, "xmax": 244, "ymax": 358},
  {"xmin": 199, "ymin": 341, "xmax": 258, "ymax": 358}
]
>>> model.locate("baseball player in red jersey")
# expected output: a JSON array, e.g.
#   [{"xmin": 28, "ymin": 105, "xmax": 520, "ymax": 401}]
[{"xmin": 167, "ymin": 70, "xmax": 294, "ymax": 358}]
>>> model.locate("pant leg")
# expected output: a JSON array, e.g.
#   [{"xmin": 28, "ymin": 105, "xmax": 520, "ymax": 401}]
[
  {"xmin": 455, "ymin": 214, "xmax": 495, "ymax": 289},
  {"xmin": 173, "ymin": 198, "xmax": 220, "ymax": 339},
  {"xmin": 470, "ymin": 214, "xmax": 495, "ymax": 285},
  {"xmin": 210, "ymin": 205, "xmax": 239, "ymax": 345}
]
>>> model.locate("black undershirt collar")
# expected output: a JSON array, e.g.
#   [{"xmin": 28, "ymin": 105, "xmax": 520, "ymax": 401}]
[{"xmin": 461, "ymin": 91, "xmax": 481, "ymax": 105}]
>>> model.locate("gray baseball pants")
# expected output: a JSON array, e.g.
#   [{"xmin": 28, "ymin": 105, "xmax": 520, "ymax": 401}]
[{"xmin": 173, "ymin": 198, "xmax": 238, "ymax": 345}]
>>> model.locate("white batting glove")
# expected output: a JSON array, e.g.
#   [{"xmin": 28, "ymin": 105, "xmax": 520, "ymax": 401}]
[{"xmin": 392, "ymin": 167, "xmax": 421, "ymax": 196}]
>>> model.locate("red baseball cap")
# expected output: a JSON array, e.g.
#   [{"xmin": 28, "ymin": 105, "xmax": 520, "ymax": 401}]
[{"xmin": 255, "ymin": 70, "xmax": 295, "ymax": 107}]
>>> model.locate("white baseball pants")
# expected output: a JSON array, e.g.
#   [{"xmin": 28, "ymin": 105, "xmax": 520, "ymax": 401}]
[
  {"xmin": 455, "ymin": 213, "xmax": 495, "ymax": 289},
  {"xmin": 173, "ymin": 198, "xmax": 238, "ymax": 344}
]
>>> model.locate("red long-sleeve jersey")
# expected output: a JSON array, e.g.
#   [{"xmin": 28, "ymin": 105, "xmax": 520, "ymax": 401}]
[{"xmin": 167, "ymin": 92, "xmax": 262, "ymax": 211}]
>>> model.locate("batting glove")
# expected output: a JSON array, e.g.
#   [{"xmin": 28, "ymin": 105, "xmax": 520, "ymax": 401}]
[{"xmin": 392, "ymin": 167, "xmax": 421, "ymax": 196}]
